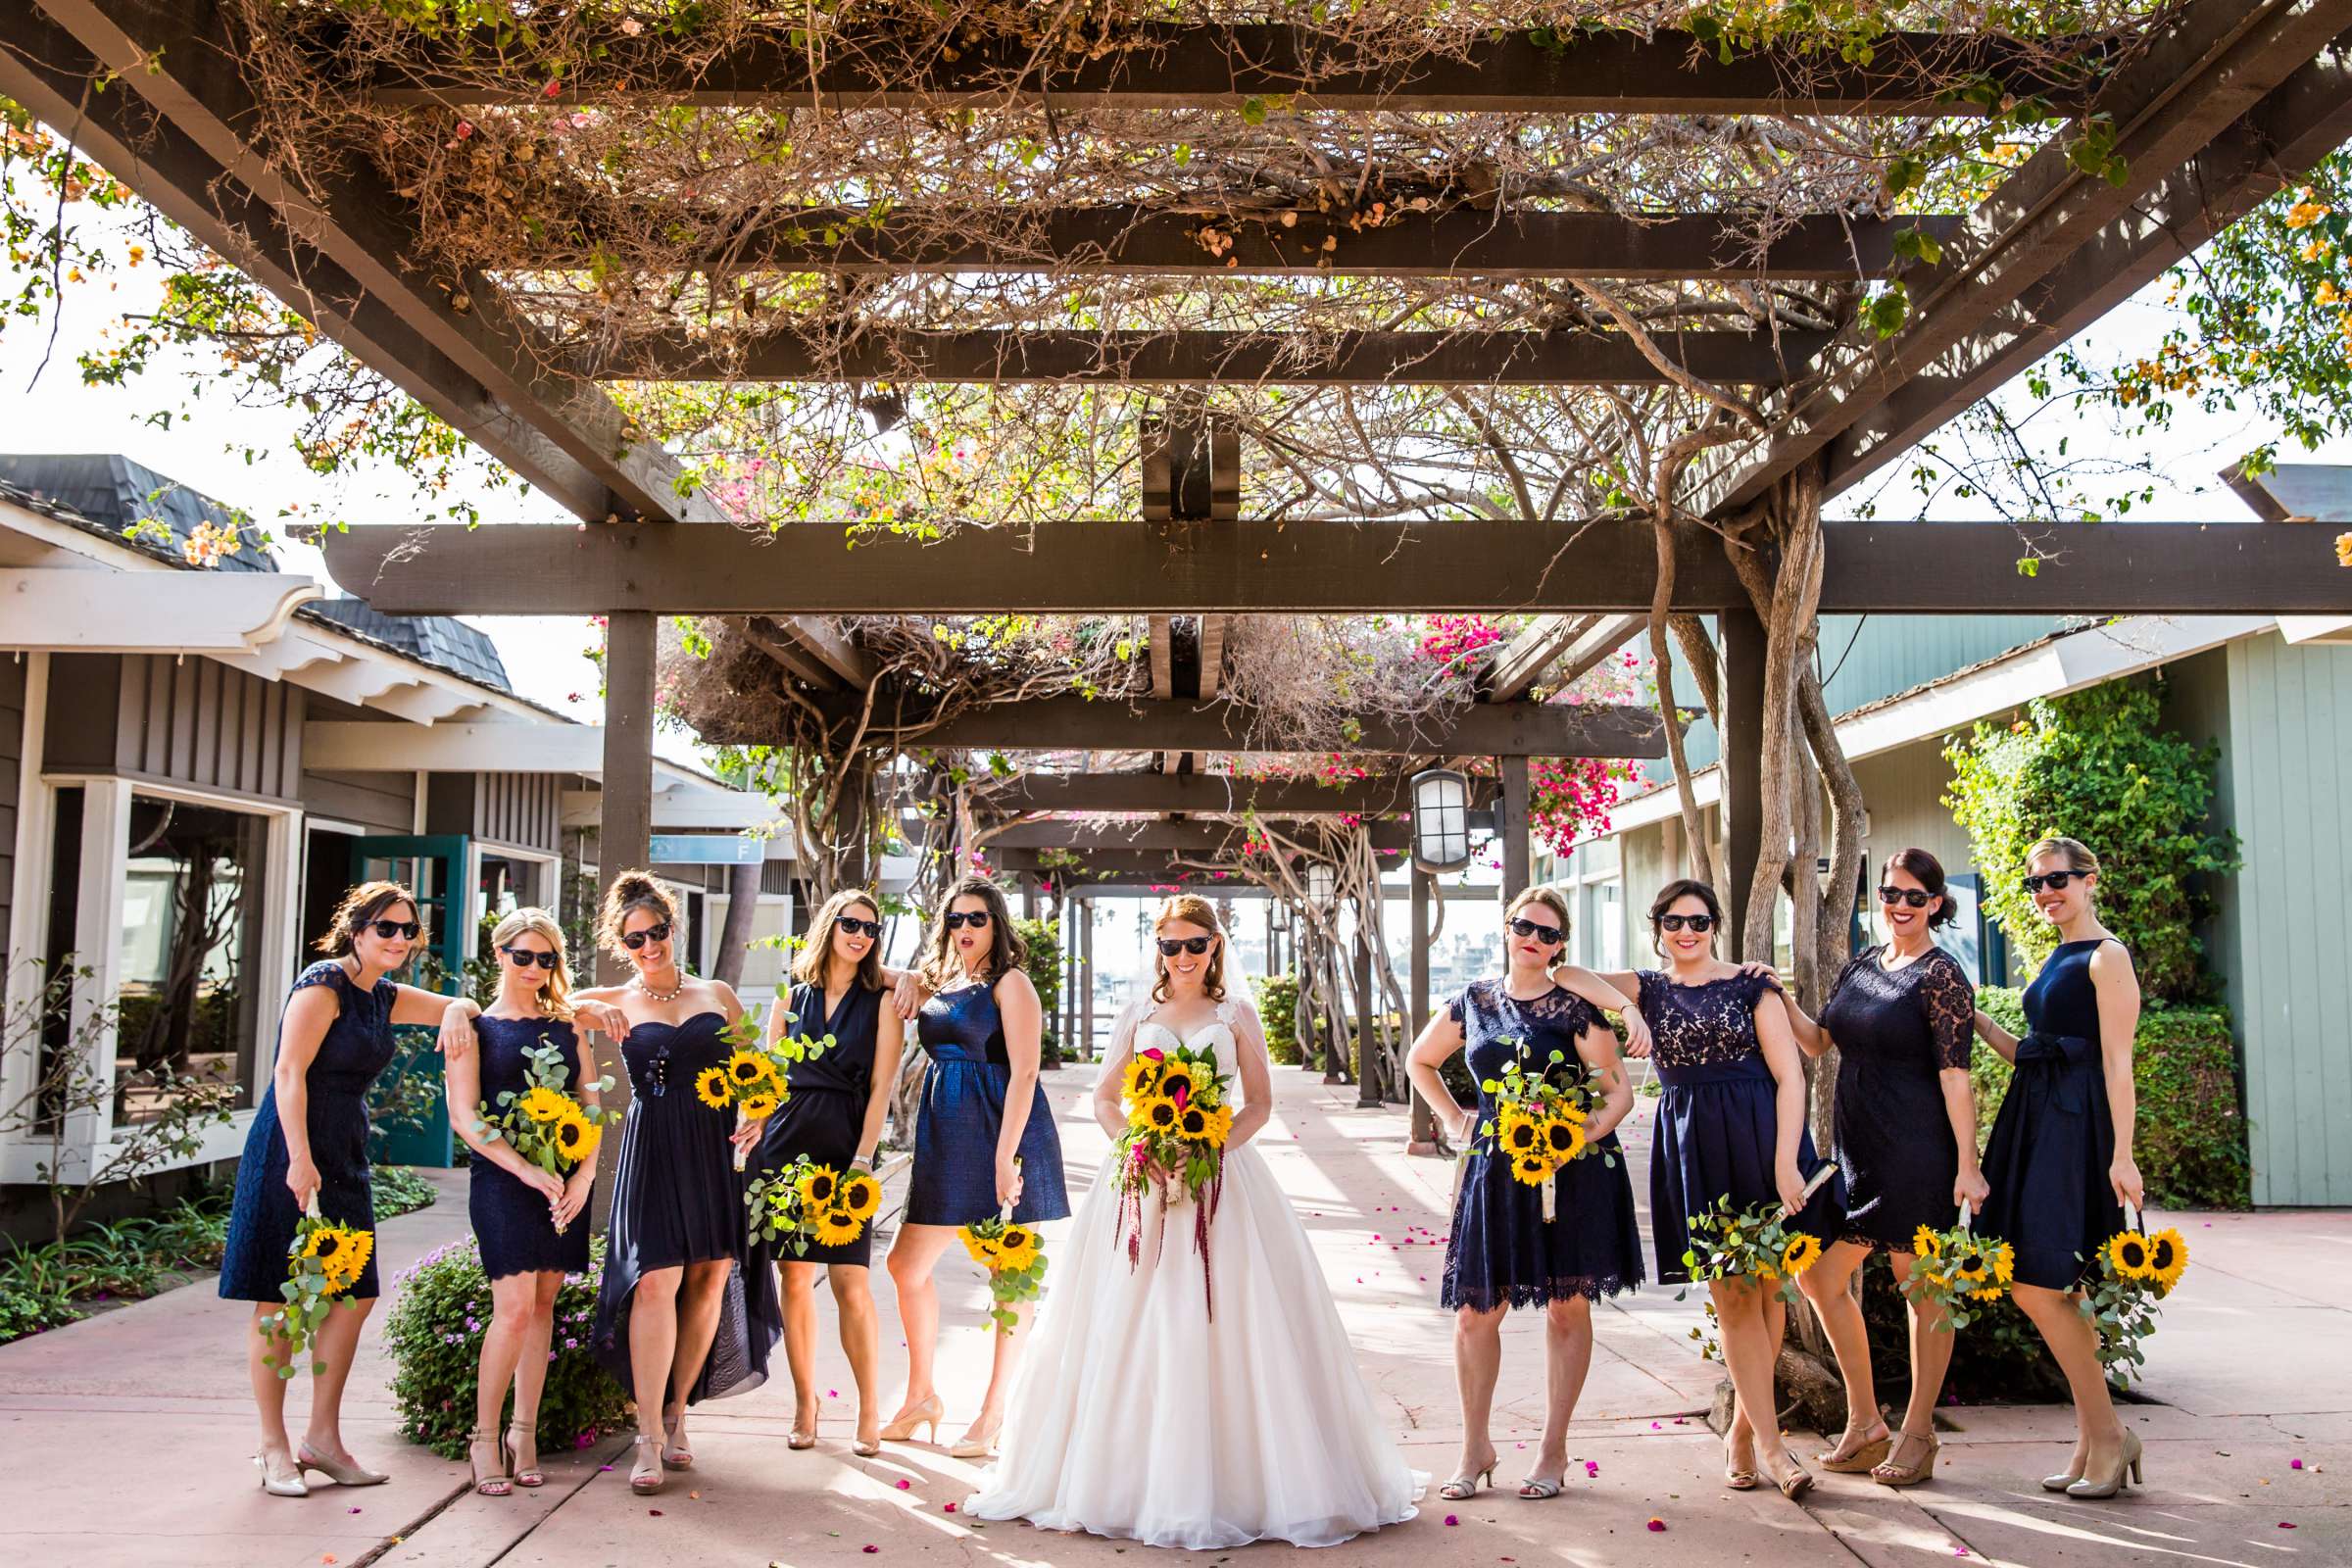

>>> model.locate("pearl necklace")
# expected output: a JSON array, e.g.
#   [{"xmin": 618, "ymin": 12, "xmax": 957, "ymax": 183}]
[{"xmin": 635, "ymin": 971, "xmax": 686, "ymax": 1004}]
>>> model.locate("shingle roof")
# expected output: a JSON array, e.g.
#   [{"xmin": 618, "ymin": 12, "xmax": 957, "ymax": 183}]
[{"xmin": 302, "ymin": 596, "xmax": 512, "ymax": 692}]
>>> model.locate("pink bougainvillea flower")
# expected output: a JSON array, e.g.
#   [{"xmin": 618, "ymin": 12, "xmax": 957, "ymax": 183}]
[
  {"xmin": 1646, "ymin": 1518, "xmax": 1666, "ymax": 1532},
  {"xmin": 895, "ymin": 1479, "xmax": 911, "ymax": 1491},
  {"xmin": 944, "ymin": 1502, "xmax": 957, "ymax": 1513},
  {"xmin": 2291, "ymin": 1458, "xmax": 2305, "ymax": 1469},
  {"xmin": 1442, "ymin": 1514, "xmax": 1458, "ymax": 1527}
]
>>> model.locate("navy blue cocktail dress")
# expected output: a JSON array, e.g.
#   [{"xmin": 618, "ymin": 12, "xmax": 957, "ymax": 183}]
[
  {"xmin": 590, "ymin": 1011, "xmax": 779, "ymax": 1403},
  {"xmin": 469, "ymin": 1014, "xmax": 596, "ymax": 1280},
  {"xmin": 749, "ymin": 980, "xmax": 884, "ymax": 1267},
  {"xmin": 1640, "ymin": 968, "xmax": 1840, "ymax": 1285},
  {"xmin": 906, "ymin": 980, "xmax": 1069, "ymax": 1228},
  {"xmin": 1978, "ymin": 938, "xmax": 2131, "ymax": 1291},
  {"xmin": 220, "ymin": 960, "xmax": 398, "ymax": 1301},
  {"xmin": 1816, "ymin": 946, "xmax": 1976, "ymax": 1250},
  {"xmin": 1441, "ymin": 980, "xmax": 1643, "ymax": 1311}
]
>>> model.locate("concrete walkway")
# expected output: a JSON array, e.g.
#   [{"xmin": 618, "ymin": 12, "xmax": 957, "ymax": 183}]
[{"xmin": 5, "ymin": 1065, "xmax": 2344, "ymax": 1567}]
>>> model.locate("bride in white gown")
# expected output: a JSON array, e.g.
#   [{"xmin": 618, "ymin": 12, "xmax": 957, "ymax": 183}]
[{"xmin": 966, "ymin": 894, "xmax": 1425, "ymax": 1549}]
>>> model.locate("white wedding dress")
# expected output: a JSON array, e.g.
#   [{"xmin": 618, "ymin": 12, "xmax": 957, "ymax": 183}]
[{"xmin": 966, "ymin": 997, "xmax": 1425, "ymax": 1549}]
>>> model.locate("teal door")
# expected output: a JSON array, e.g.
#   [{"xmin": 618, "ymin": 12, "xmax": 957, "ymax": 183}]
[{"xmin": 349, "ymin": 834, "xmax": 471, "ymax": 1167}]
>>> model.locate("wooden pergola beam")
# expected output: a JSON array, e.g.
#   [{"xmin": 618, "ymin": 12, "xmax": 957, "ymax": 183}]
[
  {"xmin": 563, "ymin": 209, "xmax": 1963, "ymax": 282},
  {"xmin": 974, "ymin": 771, "xmax": 1500, "ymax": 816},
  {"xmin": 318, "ymin": 517, "xmax": 2352, "ymax": 617},
  {"xmin": 1487, "ymin": 612, "xmax": 1645, "ymax": 702},
  {"xmin": 983, "ymin": 817, "xmax": 1443, "ymax": 853},
  {"xmin": 365, "ymin": 24, "xmax": 2099, "ymax": 116},
  {"xmin": 612, "ymin": 328, "xmax": 1826, "ymax": 387}
]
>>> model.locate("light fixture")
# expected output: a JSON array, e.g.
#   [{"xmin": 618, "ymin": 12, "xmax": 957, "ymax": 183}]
[
  {"xmin": 1304, "ymin": 860, "xmax": 1337, "ymax": 906},
  {"xmin": 1409, "ymin": 766, "xmax": 1473, "ymax": 872}
]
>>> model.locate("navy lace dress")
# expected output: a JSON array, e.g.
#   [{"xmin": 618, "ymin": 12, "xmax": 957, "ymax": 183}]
[
  {"xmin": 1640, "ymin": 969, "xmax": 1840, "ymax": 1285},
  {"xmin": 1978, "ymin": 939, "xmax": 2131, "ymax": 1291},
  {"xmin": 470, "ymin": 1014, "xmax": 595, "ymax": 1280},
  {"xmin": 906, "ymin": 980, "xmax": 1069, "ymax": 1227},
  {"xmin": 220, "ymin": 961, "xmax": 399, "ymax": 1301},
  {"xmin": 1816, "ymin": 947, "xmax": 1976, "ymax": 1250},
  {"xmin": 590, "ymin": 1011, "xmax": 779, "ymax": 1403},
  {"xmin": 1441, "ymin": 980, "xmax": 1643, "ymax": 1311},
  {"xmin": 749, "ymin": 980, "xmax": 883, "ymax": 1267}
]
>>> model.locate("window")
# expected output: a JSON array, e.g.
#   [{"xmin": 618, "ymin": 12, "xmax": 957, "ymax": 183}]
[
  {"xmin": 1595, "ymin": 881, "xmax": 1624, "ymax": 971},
  {"xmin": 113, "ymin": 792, "xmax": 269, "ymax": 1122}
]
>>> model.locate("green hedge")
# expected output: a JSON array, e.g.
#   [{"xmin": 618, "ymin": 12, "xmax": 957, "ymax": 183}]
[
  {"xmin": 1973, "ymin": 988, "xmax": 2250, "ymax": 1211},
  {"xmin": 1250, "ymin": 974, "xmax": 1300, "ymax": 1065}
]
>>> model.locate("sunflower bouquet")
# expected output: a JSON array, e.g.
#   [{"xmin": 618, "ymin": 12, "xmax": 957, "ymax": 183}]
[
  {"xmin": 1110, "ymin": 1041, "xmax": 1238, "ymax": 1307},
  {"xmin": 692, "ymin": 1006, "xmax": 835, "ymax": 1167},
  {"xmin": 1478, "ymin": 1035, "xmax": 1602, "ymax": 1222},
  {"xmin": 1901, "ymin": 1214, "xmax": 2018, "ymax": 1330},
  {"xmin": 473, "ymin": 1036, "xmax": 615, "ymax": 1234},
  {"xmin": 2078, "ymin": 1220, "xmax": 2189, "ymax": 1387},
  {"xmin": 1680, "ymin": 1192, "xmax": 1829, "ymax": 1305},
  {"xmin": 745, "ymin": 1154, "xmax": 885, "ymax": 1258},
  {"xmin": 960, "ymin": 1214, "xmax": 1048, "ymax": 1335},
  {"xmin": 260, "ymin": 1203, "xmax": 373, "ymax": 1378}
]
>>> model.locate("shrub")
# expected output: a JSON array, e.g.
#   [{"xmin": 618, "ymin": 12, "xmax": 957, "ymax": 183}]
[
  {"xmin": 383, "ymin": 1236, "xmax": 631, "ymax": 1460},
  {"xmin": 370, "ymin": 1165, "xmax": 439, "ymax": 1220},
  {"xmin": 1858, "ymin": 1255, "xmax": 2064, "ymax": 1405},
  {"xmin": 1975, "ymin": 988, "xmax": 2250, "ymax": 1210},
  {"xmin": 1012, "ymin": 916, "xmax": 1063, "ymax": 1066},
  {"xmin": 0, "ymin": 1191, "xmax": 234, "ymax": 1346},
  {"xmin": 1943, "ymin": 676, "xmax": 2238, "ymax": 1004},
  {"xmin": 1250, "ymin": 973, "xmax": 1300, "ymax": 1065}
]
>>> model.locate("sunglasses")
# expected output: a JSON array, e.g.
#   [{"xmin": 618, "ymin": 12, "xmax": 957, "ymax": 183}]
[
  {"xmin": 2024, "ymin": 870, "xmax": 2087, "ymax": 893},
  {"xmin": 944, "ymin": 910, "xmax": 992, "ymax": 931},
  {"xmin": 1506, "ymin": 915, "xmax": 1563, "ymax": 947},
  {"xmin": 367, "ymin": 919, "xmax": 420, "ymax": 940},
  {"xmin": 1657, "ymin": 913, "xmax": 1716, "ymax": 933},
  {"xmin": 835, "ymin": 916, "xmax": 883, "ymax": 939},
  {"xmin": 501, "ymin": 945, "xmax": 560, "ymax": 971},
  {"xmin": 1878, "ymin": 886, "xmax": 1936, "ymax": 908},
  {"xmin": 620, "ymin": 921, "xmax": 672, "ymax": 950},
  {"xmin": 1155, "ymin": 935, "xmax": 1213, "ymax": 956}
]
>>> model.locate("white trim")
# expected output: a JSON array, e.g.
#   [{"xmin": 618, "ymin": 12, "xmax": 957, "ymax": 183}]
[
  {"xmin": 0, "ymin": 569, "xmax": 322, "ymax": 653},
  {"xmin": 1, "ymin": 653, "xmax": 53, "ymax": 1147},
  {"xmin": 2278, "ymin": 614, "xmax": 2352, "ymax": 645}
]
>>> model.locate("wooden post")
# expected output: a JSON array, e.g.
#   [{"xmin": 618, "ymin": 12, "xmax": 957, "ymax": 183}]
[
  {"xmin": 1408, "ymin": 867, "xmax": 1439, "ymax": 1152},
  {"xmin": 1721, "ymin": 607, "xmax": 1769, "ymax": 952},
  {"xmin": 1499, "ymin": 755, "xmax": 1533, "ymax": 897},
  {"xmin": 592, "ymin": 609, "xmax": 656, "ymax": 1230},
  {"xmin": 1079, "ymin": 899, "xmax": 1095, "ymax": 1059},
  {"xmin": 1354, "ymin": 913, "xmax": 1379, "ymax": 1107}
]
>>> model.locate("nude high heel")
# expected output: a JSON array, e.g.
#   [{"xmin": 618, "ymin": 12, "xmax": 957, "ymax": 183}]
[
  {"xmin": 951, "ymin": 1413, "xmax": 1004, "ymax": 1460},
  {"xmin": 253, "ymin": 1450, "xmax": 308, "ymax": 1498},
  {"xmin": 469, "ymin": 1429, "xmax": 513, "ymax": 1497},
  {"xmin": 1871, "ymin": 1431, "xmax": 1938, "ymax": 1488},
  {"xmin": 878, "ymin": 1395, "xmax": 943, "ymax": 1445},
  {"xmin": 504, "ymin": 1422, "xmax": 545, "ymax": 1488},
  {"xmin": 1440, "ymin": 1457, "xmax": 1496, "ymax": 1500},
  {"xmin": 297, "ymin": 1443, "xmax": 389, "ymax": 1487},
  {"xmin": 661, "ymin": 1404, "xmax": 694, "ymax": 1471},
  {"xmin": 628, "ymin": 1433, "xmax": 664, "ymax": 1494},
  {"xmin": 1816, "ymin": 1421, "xmax": 1892, "ymax": 1474},
  {"xmin": 2066, "ymin": 1429, "xmax": 2142, "ymax": 1499}
]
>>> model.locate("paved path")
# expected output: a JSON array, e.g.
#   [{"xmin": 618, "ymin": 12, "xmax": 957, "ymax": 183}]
[{"xmin": 5, "ymin": 1064, "xmax": 2344, "ymax": 1567}]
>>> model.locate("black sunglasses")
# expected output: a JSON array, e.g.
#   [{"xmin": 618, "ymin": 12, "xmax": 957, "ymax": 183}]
[
  {"xmin": 1155, "ymin": 935, "xmax": 1213, "ymax": 956},
  {"xmin": 368, "ymin": 918, "xmax": 421, "ymax": 940},
  {"xmin": 835, "ymin": 915, "xmax": 883, "ymax": 939},
  {"xmin": 1658, "ymin": 913, "xmax": 1716, "ymax": 933},
  {"xmin": 1506, "ymin": 915, "xmax": 1563, "ymax": 947},
  {"xmin": 1878, "ymin": 886, "xmax": 1936, "ymax": 908},
  {"xmin": 620, "ymin": 920, "xmax": 672, "ymax": 950},
  {"xmin": 2024, "ymin": 870, "xmax": 2087, "ymax": 893},
  {"xmin": 501, "ymin": 945, "xmax": 560, "ymax": 971},
  {"xmin": 944, "ymin": 909, "xmax": 992, "ymax": 931}
]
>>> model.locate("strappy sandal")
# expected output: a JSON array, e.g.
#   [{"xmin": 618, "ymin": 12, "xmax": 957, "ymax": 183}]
[
  {"xmin": 661, "ymin": 1404, "xmax": 695, "ymax": 1471},
  {"xmin": 1816, "ymin": 1421, "xmax": 1892, "ymax": 1474},
  {"xmin": 1439, "ymin": 1458, "xmax": 1496, "ymax": 1500},
  {"xmin": 1767, "ymin": 1448, "xmax": 1816, "ymax": 1502},
  {"xmin": 469, "ymin": 1428, "xmax": 513, "ymax": 1497},
  {"xmin": 1518, "ymin": 1473, "xmax": 1564, "ymax": 1500},
  {"xmin": 628, "ymin": 1433, "xmax": 665, "ymax": 1494},
  {"xmin": 1724, "ymin": 1433, "xmax": 1759, "ymax": 1491},
  {"xmin": 504, "ymin": 1421, "xmax": 545, "ymax": 1488},
  {"xmin": 1872, "ymin": 1431, "xmax": 1939, "ymax": 1489}
]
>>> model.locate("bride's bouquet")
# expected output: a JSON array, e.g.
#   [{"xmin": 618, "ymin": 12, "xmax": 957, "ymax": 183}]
[{"xmin": 1111, "ymin": 1041, "xmax": 1236, "ymax": 1312}]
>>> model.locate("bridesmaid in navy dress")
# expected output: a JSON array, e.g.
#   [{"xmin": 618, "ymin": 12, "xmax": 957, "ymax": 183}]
[
  {"xmin": 882, "ymin": 875, "xmax": 1068, "ymax": 1459},
  {"xmin": 1972, "ymin": 837, "xmax": 2145, "ymax": 1500},
  {"xmin": 1762, "ymin": 849, "xmax": 1984, "ymax": 1490},
  {"xmin": 564, "ymin": 871, "xmax": 782, "ymax": 1494},
  {"xmin": 1564, "ymin": 879, "xmax": 1838, "ymax": 1502},
  {"xmin": 1405, "ymin": 886, "xmax": 1642, "ymax": 1503},
  {"xmin": 441, "ymin": 907, "xmax": 624, "ymax": 1495},
  {"xmin": 220, "ymin": 881, "xmax": 481, "ymax": 1498},
  {"xmin": 748, "ymin": 887, "xmax": 905, "ymax": 1457}
]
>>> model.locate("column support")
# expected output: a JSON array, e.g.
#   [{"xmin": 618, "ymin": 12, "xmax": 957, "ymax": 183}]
[
  {"xmin": 1498, "ymin": 755, "xmax": 1533, "ymax": 897},
  {"xmin": 1721, "ymin": 606, "xmax": 1769, "ymax": 951},
  {"xmin": 1407, "ymin": 867, "xmax": 1439, "ymax": 1153}
]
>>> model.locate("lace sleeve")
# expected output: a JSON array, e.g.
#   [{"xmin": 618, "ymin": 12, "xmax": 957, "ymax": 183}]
[
  {"xmin": 1105, "ymin": 997, "xmax": 1149, "ymax": 1063},
  {"xmin": 1919, "ymin": 953, "xmax": 1977, "ymax": 1070}
]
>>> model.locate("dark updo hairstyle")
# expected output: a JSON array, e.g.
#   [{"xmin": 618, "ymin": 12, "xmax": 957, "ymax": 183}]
[
  {"xmin": 597, "ymin": 869, "xmax": 681, "ymax": 962},
  {"xmin": 1646, "ymin": 878, "xmax": 1724, "ymax": 957},
  {"xmin": 918, "ymin": 875, "xmax": 1028, "ymax": 991},
  {"xmin": 316, "ymin": 880, "xmax": 423, "ymax": 959},
  {"xmin": 1884, "ymin": 847, "xmax": 1959, "ymax": 929}
]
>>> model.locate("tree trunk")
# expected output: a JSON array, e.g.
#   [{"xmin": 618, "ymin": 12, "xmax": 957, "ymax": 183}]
[{"xmin": 713, "ymin": 858, "xmax": 761, "ymax": 990}]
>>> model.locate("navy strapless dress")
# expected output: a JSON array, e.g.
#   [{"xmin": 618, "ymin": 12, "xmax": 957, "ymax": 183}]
[
  {"xmin": 906, "ymin": 980, "xmax": 1069, "ymax": 1228},
  {"xmin": 220, "ymin": 961, "xmax": 398, "ymax": 1301},
  {"xmin": 750, "ymin": 980, "xmax": 883, "ymax": 1267},
  {"xmin": 469, "ymin": 1014, "xmax": 596, "ymax": 1280},
  {"xmin": 590, "ymin": 1011, "xmax": 780, "ymax": 1403},
  {"xmin": 1441, "ymin": 979, "xmax": 1643, "ymax": 1311},
  {"xmin": 1978, "ymin": 939, "xmax": 2131, "ymax": 1291},
  {"xmin": 1640, "ymin": 969, "xmax": 1841, "ymax": 1286},
  {"xmin": 1817, "ymin": 946, "xmax": 1976, "ymax": 1250}
]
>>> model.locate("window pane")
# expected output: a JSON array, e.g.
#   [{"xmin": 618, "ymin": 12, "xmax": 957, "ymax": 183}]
[{"xmin": 114, "ymin": 794, "xmax": 268, "ymax": 1123}]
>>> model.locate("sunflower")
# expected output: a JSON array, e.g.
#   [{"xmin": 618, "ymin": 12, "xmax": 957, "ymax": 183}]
[
  {"xmin": 992, "ymin": 1225, "xmax": 1040, "ymax": 1272},
  {"xmin": 739, "ymin": 1091, "xmax": 780, "ymax": 1120},
  {"xmin": 1779, "ymin": 1233, "xmax": 1824, "ymax": 1277},
  {"xmin": 838, "ymin": 1171, "xmax": 882, "ymax": 1221},
  {"xmin": 1201, "ymin": 1105, "xmax": 1235, "ymax": 1148},
  {"xmin": 1542, "ymin": 1117, "xmax": 1586, "ymax": 1162},
  {"xmin": 1141, "ymin": 1096, "xmax": 1182, "ymax": 1134},
  {"xmin": 1949, "ymin": 1250, "xmax": 1991, "ymax": 1287},
  {"xmin": 2106, "ymin": 1232, "xmax": 2156, "ymax": 1282},
  {"xmin": 958, "ymin": 1227, "xmax": 1002, "ymax": 1265},
  {"xmin": 795, "ymin": 1165, "xmax": 841, "ymax": 1210},
  {"xmin": 694, "ymin": 1066, "xmax": 731, "ymax": 1108},
  {"xmin": 725, "ymin": 1050, "xmax": 771, "ymax": 1088},
  {"xmin": 811, "ymin": 1207, "xmax": 863, "ymax": 1248},
  {"xmin": 1177, "ymin": 1103, "xmax": 1210, "ymax": 1140},
  {"xmin": 516, "ymin": 1086, "xmax": 570, "ymax": 1124},
  {"xmin": 303, "ymin": 1224, "xmax": 373, "ymax": 1293},
  {"xmin": 553, "ymin": 1110, "xmax": 599, "ymax": 1162},
  {"xmin": 1498, "ymin": 1110, "xmax": 1541, "ymax": 1156},
  {"xmin": 1155, "ymin": 1061, "xmax": 1198, "ymax": 1102},
  {"xmin": 1121, "ymin": 1055, "xmax": 1162, "ymax": 1102},
  {"xmin": 2146, "ymin": 1228, "xmax": 2189, "ymax": 1293},
  {"xmin": 1552, "ymin": 1096, "xmax": 1589, "ymax": 1125},
  {"xmin": 1509, "ymin": 1152, "xmax": 1550, "ymax": 1186}
]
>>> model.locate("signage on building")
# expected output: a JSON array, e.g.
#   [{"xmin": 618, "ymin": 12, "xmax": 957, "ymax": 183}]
[{"xmin": 650, "ymin": 833, "xmax": 765, "ymax": 865}]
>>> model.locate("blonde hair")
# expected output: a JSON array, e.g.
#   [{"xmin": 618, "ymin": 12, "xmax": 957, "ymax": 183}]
[
  {"xmin": 490, "ymin": 906, "xmax": 575, "ymax": 1020},
  {"xmin": 793, "ymin": 888, "xmax": 887, "ymax": 991},
  {"xmin": 597, "ymin": 869, "xmax": 680, "ymax": 961},
  {"xmin": 1151, "ymin": 894, "xmax": 1228, "ymax": 1004},
  {"xmin": 2027, "ymin": 836, "xmax": 2101, "ymax": 878}
]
